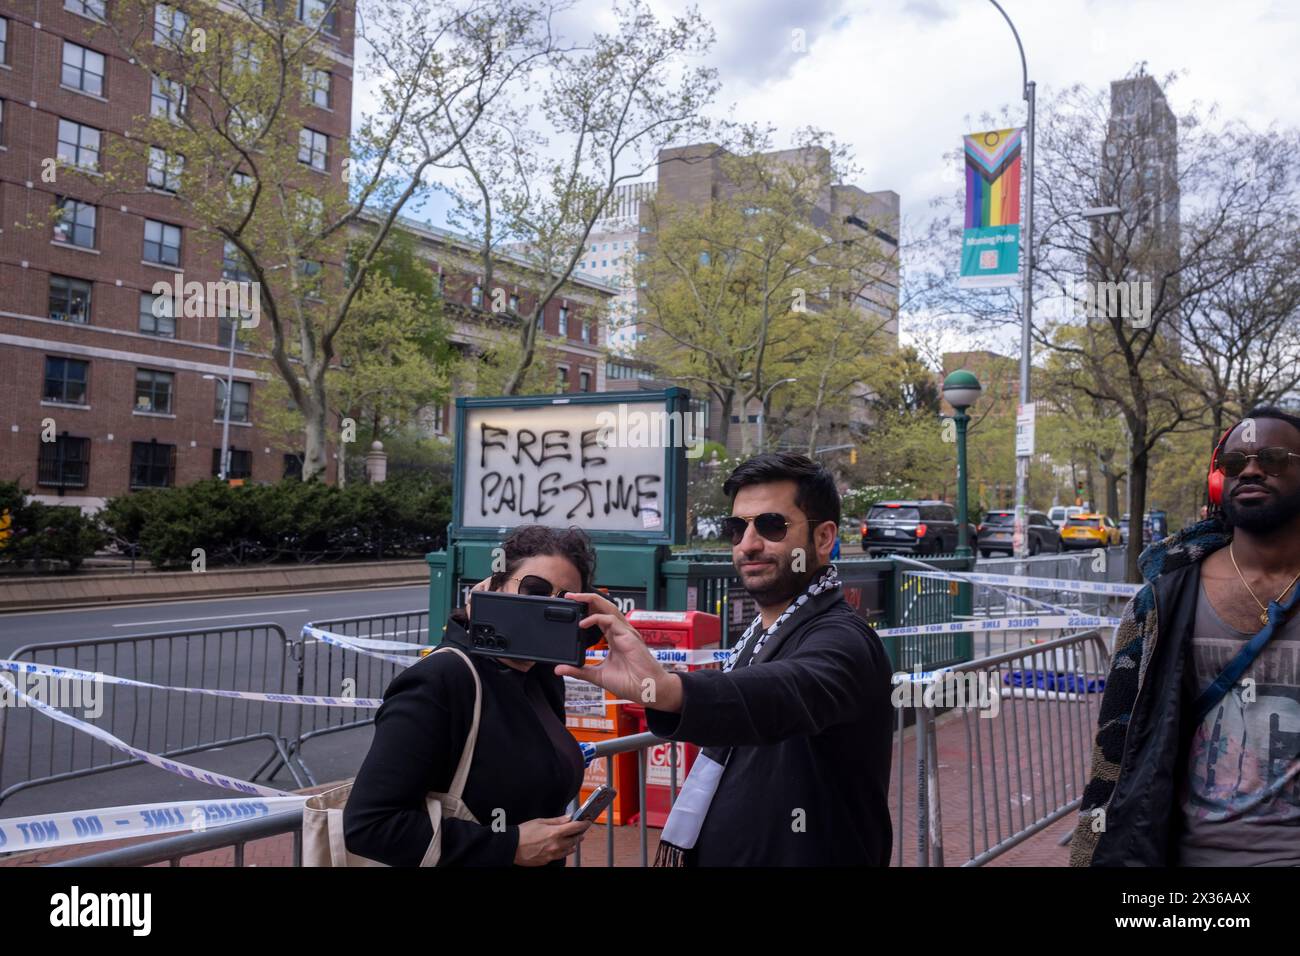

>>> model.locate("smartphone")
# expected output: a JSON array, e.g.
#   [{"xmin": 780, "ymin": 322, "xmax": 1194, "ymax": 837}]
[
  {"xmin": 571, "ymin": 785, "xmax": 617, "ymax": 823},
  {"xmin": 468, "ymin": 590, "xmax": 602, "ymax": 667}
]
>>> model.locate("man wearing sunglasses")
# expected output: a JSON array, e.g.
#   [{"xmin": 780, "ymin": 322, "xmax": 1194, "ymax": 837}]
[
  {"xmin": 1072, "ymin": 406, "xmax": 1300, "ymax": 866},
  {"xmin": 558, "ymin": 452, "xmax": 893, "ymax": 866}
]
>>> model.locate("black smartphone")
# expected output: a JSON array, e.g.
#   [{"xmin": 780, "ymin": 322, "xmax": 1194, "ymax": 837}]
[
  {"xmin": 468, "ymin": 590, "xmax": 601, "ymax": 667},
  {"xmin": 571, "ymin": 785, "xmax": 617, "ymax": 823}
]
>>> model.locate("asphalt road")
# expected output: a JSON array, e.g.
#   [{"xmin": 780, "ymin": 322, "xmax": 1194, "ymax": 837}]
[
  {"xmin": 0, "ymin": 585, "xmax": 427, "ymax": 823},
  {"xmin": 0, "ymin": 584, "xmax": 428, "ymax": 657}
]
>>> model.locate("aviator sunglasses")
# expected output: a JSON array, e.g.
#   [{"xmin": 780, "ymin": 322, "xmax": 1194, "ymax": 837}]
[
  {"xmin": 719, "ymin": 513, "xmax": 822, "ymax": 545},
  {"xmin": 1216, "ymin": 447, "xmax": 1300, "ymax": 478}
]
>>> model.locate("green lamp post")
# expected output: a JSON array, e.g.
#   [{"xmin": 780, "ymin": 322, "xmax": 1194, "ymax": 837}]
[{"xmin": 942, "ymin": 369, "xmax": 983, "ymax": 558}]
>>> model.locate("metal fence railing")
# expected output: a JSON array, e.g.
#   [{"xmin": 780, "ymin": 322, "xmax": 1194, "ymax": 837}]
[
  {"xmin": 50, "ymin": 731, "xmax": 674, "ymax": 867},
  {"xmin": 1, "ymin": 624, "xmax": 303, "ymax": 810},
  {"xmin": 889, "ymin": 628, "xmax": 1111, "ymax": 867},
  {"xmin": 281, "ymin": 610, "xmax": 428, "ymax": 787}
]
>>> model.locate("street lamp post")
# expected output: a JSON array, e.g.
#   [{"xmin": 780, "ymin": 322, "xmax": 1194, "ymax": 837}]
[
  {"xmin": 988, "ymin": 0, "xmax": 1035, "ymax": 561},
  {"xmin": 943, "ymin": 370, "xmax": 983, "ymax": 558},
  {"xmin": 204, "ymin": 320, "xmax": 239, "ymax": 481},
  {"xmin": 756, "ymin": 378, "xmax": 797, "ymax": 452}
]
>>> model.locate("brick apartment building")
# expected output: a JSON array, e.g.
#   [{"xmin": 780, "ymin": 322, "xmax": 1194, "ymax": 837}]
[{"xmin": 0, "ymin": 0, "xmax": 356, "ymax": 510}]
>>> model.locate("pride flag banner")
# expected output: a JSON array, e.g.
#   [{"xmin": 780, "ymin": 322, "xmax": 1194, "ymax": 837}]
[{"xmin": 958, "ymin": 127, "xmax": 1023, "ymax": 289}]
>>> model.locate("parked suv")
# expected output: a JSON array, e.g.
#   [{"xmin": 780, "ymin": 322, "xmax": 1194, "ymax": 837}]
[
  {"xmin": 861, "ymin": 501, "xmax": 976, "ymax": 557},
  {"xmin": 977, "ymin": 510, "xmax": 1062, "ymax": 557}
]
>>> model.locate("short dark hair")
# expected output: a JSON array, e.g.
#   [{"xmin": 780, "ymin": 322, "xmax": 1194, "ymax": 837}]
[
  {"xmin": 1235, "ymin": 406, "xmax": 1300, "ymax": 443},
  {"xmin": 489, "ymin": 525, "xmax": 597, "ymax": 592},
  {"xmin": 722, "ymin": 452, "xmax": 841, "ymax": 528}
]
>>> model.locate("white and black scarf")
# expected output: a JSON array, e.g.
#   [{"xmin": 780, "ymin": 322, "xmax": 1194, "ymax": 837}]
[{"xmin": 653, "ymin": 564, "xmax": 842, "ymax": 867}]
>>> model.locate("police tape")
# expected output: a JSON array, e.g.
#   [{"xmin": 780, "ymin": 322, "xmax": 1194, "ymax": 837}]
[
  {"xmin": 303, "ymin": 625, "xmax": 423, "ymax": 665},
  {"xmin": 873, "ymin": 614, "xmax": 1121, "ymax": 637},
  {"xmin": 0, "ymin": 659, "xmax": 383, "ymax": 709},
  {"xmin": 0, "ymin": 796, "xmax": 307, "ymax": 853},
  {"xmin": 903, "ymin": 568, "xmax": 1142, "ymax": 597},
  {"xmin": 584, "ymin": 648, "xmax": 729, "ymax": 665},
  {"xmin": 0, "ymin": 674, "xmax": 296, "ymax": 798}
]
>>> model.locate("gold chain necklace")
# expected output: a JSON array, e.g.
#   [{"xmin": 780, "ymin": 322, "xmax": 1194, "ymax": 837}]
[{"xmin": 1229, "ymin": 543, "xmax": 1300, "ymax": 626}]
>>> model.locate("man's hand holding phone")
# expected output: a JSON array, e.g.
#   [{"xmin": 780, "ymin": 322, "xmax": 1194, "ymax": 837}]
[{"xmin": 554, "ymin": 592, "xmax": 684, "ymax": 713}]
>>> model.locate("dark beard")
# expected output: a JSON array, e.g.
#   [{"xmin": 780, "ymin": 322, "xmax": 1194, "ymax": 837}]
[
  {"xmin": 739, "ymin": 543, "xmax": 820, "ymax": 607},
  {"xmin": 1222, "ymin": 483, "xmax": 1300, "ymax": 534}
]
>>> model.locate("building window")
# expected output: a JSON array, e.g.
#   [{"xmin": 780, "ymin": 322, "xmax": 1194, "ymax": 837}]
[
  {"xmin": 298, "ymin": 0, "xmax": 338, "ymax": 33},
  {"xmin": 0, "ymin": 100, "xmax": 5, "ymax": 145},
  {"xmin": 66, "ymin": 0, "xmax": 106, "ymax": 18},
  {"xmin": 49, "ymin": 275, "xmax": 93, "ymax": 324},
  {"xmin": 432, "ymin": 403, "xmax": 446, "ymax": 434},
  {"xmin": 222, "ymin": 241, "xmax": 253, "ymax": 283},
  {"xmin": 0, "ymin": 18, "xmax": 8, "ymax": 65},
  {"xmin": 147, "ymin": 147, "xmax": 184, "ymax": 191},
  {"xmin": 470, "ymin": 285, "xmax": 483, "ymax": 308},
  {"xmin": 153, "ymin": 3, "xmax": 188, "ymax": 46},
  {"xmin": 143, "ymin": 219, "xmax": 181, "ymax": 266},
  {"xmin": 581, "ymin": 320, "xmax": 591, "ymax": 343},
  {"xmin": 138, "ymin": 292, "xmax": 175, "ymax": 337},
  {"xmin": 579, "ymin": 370, "xmax": 591, "ymax": 393},
  {"xmin": 232, "ymin": 38, "xmax": 261, "ymax": 74},
  {"xmin": 130, "ymin": 441, "xmax": 175, "ymax": 488},
  {"xmin": 54, "ymin": 197, "xmax": 96, "ymax": 248},
  {"xmin": 43, "ymin": 356, "xmax": 89, "ymax": 405},
  {"xmin": 218, "ymin": 313, "xmax": 251, "ymax": 351},
  {"xmin": 508, "ymin": 293, "xmax": 520, "ymax": 313},
  {"xmin": 150, "ymin": 75, "xmax": 186, "ymax": 122},
  {"xmin": 558, "ymin": 305, "xmax": 569, "ymax": 335},
  {"xmin": 212, "ymin": 447, "xmax": 252, "ymax": 479},
  {"xmin": 57, "ymin": 119, "xmax": 101, "ymax": 171},
  {"xmin": 436, "ymin": 271, "xmax": 446, "ymax": 294},
  {"xmin": 215, "ymin": 379, "xmax": 251, "ymax": 422},
  {"xmin": 62, "ymin": 41, "xmax": 105, "ymax": 96},
  {"xmin": 305, "ymin": 67, "xmax": 330, "ymax": 108},
  {"xmin": 555, "ymin": 365, "xmax": 568, "ymax": 393},
  {"xmin": 38, "ymin": 434, "xmax": 91, "ymax": 489},
  {"xmin": 298, "ymin": 128, "xmax": 328, "ymax": 171},
  {"xmin": 134, "ymin": 369, "xmax": 174, "ymax": 414},
  {"xmin": 283, "ymin": 452, "xmax": 304, "ymax": 480}
]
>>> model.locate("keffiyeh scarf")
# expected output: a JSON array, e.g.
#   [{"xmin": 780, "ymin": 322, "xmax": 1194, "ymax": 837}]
[{"xmin": 653, "ymin": 564, "xmax": 841, "ymax": 867}]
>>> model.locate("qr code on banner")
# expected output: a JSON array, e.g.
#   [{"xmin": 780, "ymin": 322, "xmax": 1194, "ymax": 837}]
[
  {"xmin": 979, "ymin": 250, "xmax": 998, "ymax": 269},
  {"xmin": 564, "ymin": 677, "xmax": 606, "ymax": 717}
]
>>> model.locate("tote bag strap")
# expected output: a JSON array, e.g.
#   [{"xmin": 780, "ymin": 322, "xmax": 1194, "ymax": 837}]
[{"xmin": 432, "ymin": 646, "xmax": 482, "ymax": 801}]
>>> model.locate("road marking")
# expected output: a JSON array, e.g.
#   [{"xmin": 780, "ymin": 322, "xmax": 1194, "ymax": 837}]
[{"xmin": 112, "ymin": 609, "xmax": 310, "ymax": 627}]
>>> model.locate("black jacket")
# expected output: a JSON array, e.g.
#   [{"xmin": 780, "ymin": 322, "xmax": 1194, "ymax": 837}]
[
  {"xmin": 645, "ymin": 588, "xmax": 894, "ymax": 865},
  {"xmin": 1071, "ymin": 518, "xmax": 1229, "ymax": 866},
  {"xmin": 343, "ymin": 611, "xmax": 585, "ymax": 866}
]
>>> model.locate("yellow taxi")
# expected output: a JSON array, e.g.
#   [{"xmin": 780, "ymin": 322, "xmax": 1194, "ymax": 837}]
[{"xmin": 1060, "ymin": 512, "xmax": 1122, "ymax": 549}]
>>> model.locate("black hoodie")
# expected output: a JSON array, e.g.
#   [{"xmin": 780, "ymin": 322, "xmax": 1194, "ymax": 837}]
[{"xmin": 343, "ymin": 610, "xmax": 586, "ymax": 866}]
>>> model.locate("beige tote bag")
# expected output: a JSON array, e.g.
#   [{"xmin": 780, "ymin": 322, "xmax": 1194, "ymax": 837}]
[{"xmin": 302, "ymin": 646, "xmax": 483, "ymax": 867}]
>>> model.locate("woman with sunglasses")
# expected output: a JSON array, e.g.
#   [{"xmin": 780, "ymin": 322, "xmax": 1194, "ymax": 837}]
[{"xmin": 344, "ymin": 525, "xmax": 595, "ymax": 866}]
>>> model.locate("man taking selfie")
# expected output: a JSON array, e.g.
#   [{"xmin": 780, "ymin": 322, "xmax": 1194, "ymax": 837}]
[{"xmin": 558, "ymin": 453, "xmax": 893, "ymax": 866}]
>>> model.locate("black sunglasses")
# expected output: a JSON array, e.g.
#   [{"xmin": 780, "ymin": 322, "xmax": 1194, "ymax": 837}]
[
  {"xmin": 509, "ymin": 574, "xmax": 563, "ymax": 597},
  {"xmin": 1217, "ymin": 448, "xmax": 1300, "ymax": 478},
  {"xmin": 719, "ymin": 513, "xmax": 821, "ymax": 545}
]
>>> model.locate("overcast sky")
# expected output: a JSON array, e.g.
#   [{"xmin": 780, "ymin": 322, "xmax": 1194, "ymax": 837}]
[{"xmin": 376, "ymin": 0, "xmax": 1298, "ymax": 233}]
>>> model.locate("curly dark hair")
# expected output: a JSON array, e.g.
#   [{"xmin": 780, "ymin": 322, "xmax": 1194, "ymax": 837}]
[{"xmin": 488, "ymin": 525, "xmax": 597, "ymax": 593}]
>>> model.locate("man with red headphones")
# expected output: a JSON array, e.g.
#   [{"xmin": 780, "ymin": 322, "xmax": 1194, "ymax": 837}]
[{"xmin": 1071, "ymin": 406, "xmax": 1300, "ymax": 866}]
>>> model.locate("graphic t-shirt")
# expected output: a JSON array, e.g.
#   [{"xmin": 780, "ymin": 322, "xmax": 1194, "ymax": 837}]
[{"xmin": 1176, "ymin": 583, "xmax": 1300, "ymax": 865}]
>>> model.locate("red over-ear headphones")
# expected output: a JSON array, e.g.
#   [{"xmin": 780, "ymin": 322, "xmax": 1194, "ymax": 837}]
[{"xmin": 1206, "ymin": 424, "xmax": 1236, "ymax": 508}]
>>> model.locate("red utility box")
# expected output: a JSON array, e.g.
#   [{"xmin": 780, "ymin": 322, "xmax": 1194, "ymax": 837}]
[{"xmin": 624, "ymin": 609, "xmax": 723, "ymax": 827}]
